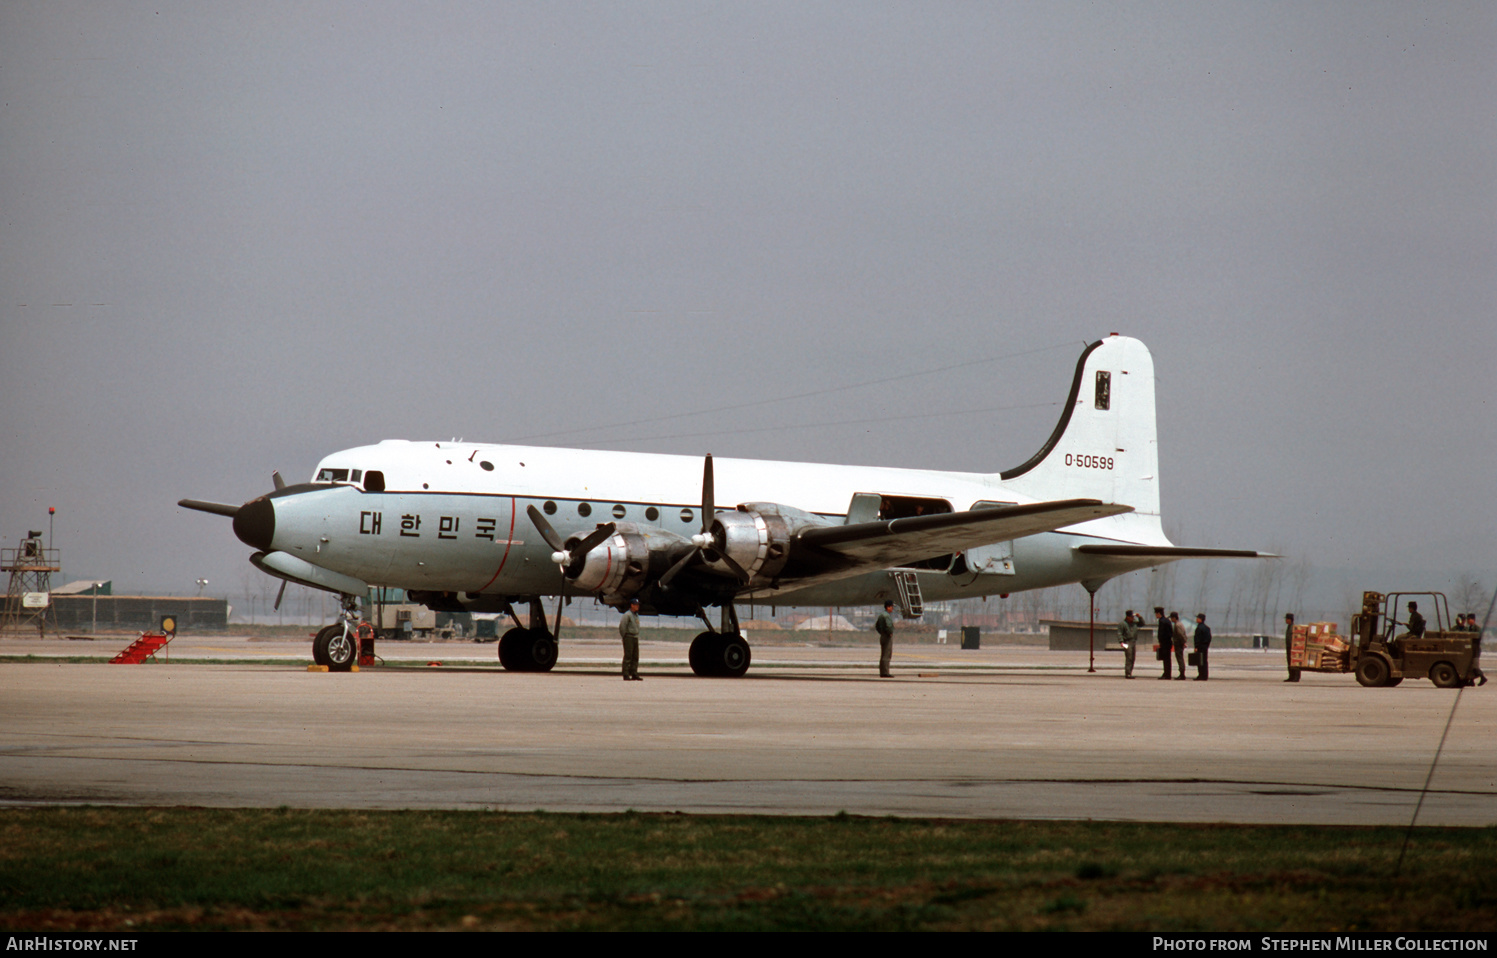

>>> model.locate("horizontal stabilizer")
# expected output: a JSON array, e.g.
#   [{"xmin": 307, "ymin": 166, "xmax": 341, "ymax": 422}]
[
  {"xmin": 1074, "ymin": 544, "xmax": 1269, "ymax": 559},
  {"xmin": 797, "ymin": 499, "xmax": 1133, "ymax": 568},
  {"xmin": 178, "ymin": 499, "xmax": 240, "ymax": 518}
]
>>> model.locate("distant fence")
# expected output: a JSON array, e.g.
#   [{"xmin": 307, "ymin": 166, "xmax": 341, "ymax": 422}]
[{"xmin": 50, "ymin": 596, "xmax": 228, "ymax": 632}]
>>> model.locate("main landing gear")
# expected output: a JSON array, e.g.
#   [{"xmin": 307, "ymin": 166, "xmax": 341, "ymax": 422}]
[
  {"xmin": 688, "ymin": 603, "xmax": 752, "ymax": 678},
  {"xmin": 498, "ymin": 627, "xmax": 558, "ymax": 672},
  {"xmin": 496, "ymin": 596, "xmax": 560, "ymax": 673}
]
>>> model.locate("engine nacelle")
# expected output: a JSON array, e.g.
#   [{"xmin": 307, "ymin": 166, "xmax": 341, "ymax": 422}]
[
  {"xmin": 565, "ymin": 523, "xmax": 691, "ymax": 603},
  {"xmin": 709, "ymin": 502, "xmax": 830, "ymax": 582}
]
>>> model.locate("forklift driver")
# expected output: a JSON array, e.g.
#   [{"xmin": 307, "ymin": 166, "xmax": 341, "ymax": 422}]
[{"xmin": 1403, "ymin": 601, "xmax": 1426, "ymax": 639}]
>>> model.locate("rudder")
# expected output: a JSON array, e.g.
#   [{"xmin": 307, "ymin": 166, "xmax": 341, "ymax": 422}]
[{"xmin": 998, "ymin": 335, "xmax": 1161, "ymax": 526}]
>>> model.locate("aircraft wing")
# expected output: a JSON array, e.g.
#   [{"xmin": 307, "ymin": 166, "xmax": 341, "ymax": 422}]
[
  {"xmin": 786, "ymin": 499, "xmax": 1132, "ymax": 573},
  {"xmin": 1073, "ymin": 544, "xmax": 1269, "ymax": 559}
]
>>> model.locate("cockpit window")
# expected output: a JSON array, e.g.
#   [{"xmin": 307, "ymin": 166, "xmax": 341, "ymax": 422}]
[
  {"xmin": 364, "ymin": 471, "xmax": 385, "ymax": 493},
  {"xmin": 316, "ymin": 468, "xmax": 350, "ymax": 483}
]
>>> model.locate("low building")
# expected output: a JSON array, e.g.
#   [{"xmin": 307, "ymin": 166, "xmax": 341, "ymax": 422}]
[{"xmin": 51, "ymin": 595, "xmax": 228, "ymax": 632}]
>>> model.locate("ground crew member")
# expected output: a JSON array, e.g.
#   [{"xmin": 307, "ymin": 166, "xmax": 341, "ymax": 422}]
[
  {"xmin": 1117, "ymin": 609, "xmax": 1138, "ymax": 679},
  {"xmin": 1169, "ymin": 612, "xmax": 1187, "ymax": 680},
  {"xmin": 1463, "ymin": 613, "xmax": 1488, "ymax": 686},
  {"xmin": 1156, "ymin": 607, "xmax": 1172, "ymax": 680},
  {"xmin": 1283, "ymin": 613, "xmax": 1300, "ymax": 682},
  {"xmin": 1193, "ymin": 613, "xmax": 1212, "ymax": 681},
  {"xmin": 875, "ymin": 599, "xmax": 896, "ymax": 677},
  {"xmin": 619, "ymin": 597, "xmax": 642, "ymax": 681}
]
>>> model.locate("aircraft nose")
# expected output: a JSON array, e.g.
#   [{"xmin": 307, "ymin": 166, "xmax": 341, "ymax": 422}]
[{"xmin": 233, "ymin": 496, "xmax": 275, "ymax": 551}]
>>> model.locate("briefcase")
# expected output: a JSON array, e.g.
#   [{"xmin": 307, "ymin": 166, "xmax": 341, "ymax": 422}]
[{"xmin": 1187, "ymin": 651, "xmax": 1201, "ymax": 667}]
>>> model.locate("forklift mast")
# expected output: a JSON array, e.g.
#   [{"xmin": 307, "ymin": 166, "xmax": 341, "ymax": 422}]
[{"xmin": 1353, "ymin": 591, "xmax": 1383, "ymax": 652}]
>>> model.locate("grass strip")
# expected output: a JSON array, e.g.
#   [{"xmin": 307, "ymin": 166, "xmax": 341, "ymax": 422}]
[{"xmin": 0, "ymin": 809, "xmax": 1493, "ymax": 931}]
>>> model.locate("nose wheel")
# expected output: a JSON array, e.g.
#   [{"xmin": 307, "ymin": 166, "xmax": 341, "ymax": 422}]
[
  {"xmin": 310, "ymin": 594, "xmax": 367, "ymax": 672},
  {"xmin": 313, "ymin": 623, "xmax": 356, "ymax": 672}
]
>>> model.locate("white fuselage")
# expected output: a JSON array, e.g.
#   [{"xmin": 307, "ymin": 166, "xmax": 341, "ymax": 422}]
[
  {"xmin": 218, "ymin": 335, "xmax": 1200, "ymax": 616},
  {"xmin": 263, "ymin": 439, "xmax": 1168, "ymax": 609}
]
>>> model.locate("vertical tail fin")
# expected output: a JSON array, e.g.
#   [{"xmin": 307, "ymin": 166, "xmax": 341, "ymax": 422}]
[{"xmin": 998, "ymin": 335, "xmax": 1165, "ymax": 541}]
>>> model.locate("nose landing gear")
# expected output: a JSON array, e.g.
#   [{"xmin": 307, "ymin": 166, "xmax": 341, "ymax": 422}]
[{"xmin": 311, "ymin": 593, "xmax": 364, "ymax": 671}]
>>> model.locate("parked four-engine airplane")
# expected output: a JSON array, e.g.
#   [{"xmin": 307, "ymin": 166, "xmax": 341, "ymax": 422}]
[{"xmin": 180, "ymin": 335, "xmax": 1260, "ymax": 675}]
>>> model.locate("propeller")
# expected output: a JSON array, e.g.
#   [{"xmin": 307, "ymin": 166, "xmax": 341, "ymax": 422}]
[
  {"xmin": 179, "ymin": 499, "xmax": 240, "ymax": 517},
  {"xmin": 526, "ymin": 505, "xmax": 616, "ymax": 578},
  {"xmin": 181, "ymin": 469, "xmax": 291, "ymax": 604},
  {"xmin": 179, "ymin": 471, "xmax": 284, "ymax": 519},
  {"xmin": 179, "ymin": 469, "xmax": 297, "ymax": 612},
  {"xmin": 661, "ymin": 454, "xmax": 749, "ymax": 589}
]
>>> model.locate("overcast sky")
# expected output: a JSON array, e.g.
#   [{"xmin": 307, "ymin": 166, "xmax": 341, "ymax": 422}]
[{"xmin": 2, "ymin": 2, "xmax": 1492, "ymax": 603}]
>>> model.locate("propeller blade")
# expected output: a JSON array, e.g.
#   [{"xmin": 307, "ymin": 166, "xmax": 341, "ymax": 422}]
[
  {"xmin": 178, "ymin": 499, "xmax": 241, "ymax": 518},
  {"xmin": 571, "ymin": 522, "xmax": 617, "ymax": 558},
  {"xmin": 703, "ymin": 546, "xmax": 751, "ymax": 583},
  {"xmin": 686, "ymin": 452, "xmax": 749, "ymax": 582},
  {"xmin": 273, "ymin": 579, "xmax": 287, "ymax": 611},
  {"xmin": 526, "ymin": 505, "xmax": 567, "ymax": 553},
  {"xmin": 701, "ymin": 453, "xmax": 714, "ymax": 534},
  {"xmin": 659, "ymin": 548, "xmax": 701, "ymax": 590},
  {"xmin": 272, "ymin": 471, "xmax": 286, "ymax": 491}
]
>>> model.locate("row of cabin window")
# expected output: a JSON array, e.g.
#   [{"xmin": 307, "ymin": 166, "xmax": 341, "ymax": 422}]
[
  {"xmin": 543, "ymin": 500, "xmax": 690, "ymax": 523},
  {"xmin": 312, "ymin": 472, "xmax": 691, "ymax": 523}
]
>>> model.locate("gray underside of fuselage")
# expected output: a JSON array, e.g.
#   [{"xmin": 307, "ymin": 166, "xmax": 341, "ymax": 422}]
[{"xmin": 739, "ymin": 532, "xmax": 1170, "ymax": 609}]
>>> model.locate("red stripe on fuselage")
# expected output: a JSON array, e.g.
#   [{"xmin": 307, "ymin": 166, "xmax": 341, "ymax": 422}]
[{"xmin": 477, "ymin": 497, "xmax": 517, "ymax": 592}]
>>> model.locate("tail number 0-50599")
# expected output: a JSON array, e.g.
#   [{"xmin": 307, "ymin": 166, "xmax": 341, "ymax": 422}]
[{"xmin": 1065, "ymin": 453, "xmax": 1114, "ymax": 470}]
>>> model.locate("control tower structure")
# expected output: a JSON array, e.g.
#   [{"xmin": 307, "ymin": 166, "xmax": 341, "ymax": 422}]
[{"xmin": 2, "ymin": 530, "xmax": 61, "ymax": 636}]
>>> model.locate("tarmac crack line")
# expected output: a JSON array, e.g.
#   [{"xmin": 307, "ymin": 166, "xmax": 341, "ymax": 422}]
[{"xmin": 1, "ymin": 753, "xmax": 1491, "ymax": 796}]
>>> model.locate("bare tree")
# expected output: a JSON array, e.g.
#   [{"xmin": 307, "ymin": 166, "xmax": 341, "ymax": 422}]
[{"xmin": 1454, "ymin": 575, "xmax": 1488, "ymax": 624}]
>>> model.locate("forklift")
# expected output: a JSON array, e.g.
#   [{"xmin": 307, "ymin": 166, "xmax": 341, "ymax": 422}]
[{"xmin": 1345, "ymin": 591, "xmax": 1482, "ymax": 688}]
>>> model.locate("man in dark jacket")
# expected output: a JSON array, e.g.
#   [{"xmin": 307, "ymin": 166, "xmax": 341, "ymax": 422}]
[
  {"xmin": 875, "ymin": 600, "xmax": 896, "ymax": 678},
  {"xmin": 1283, "ymin": 613, "xmax": 1300, "ymax": 682},
  {"xmin": 1193, "ymin": 613, "xmax": 1213, "ymax": 681},
  {"xmin": 1156, "ymin": 607, "xmax": 1172, "ymax": 680}
]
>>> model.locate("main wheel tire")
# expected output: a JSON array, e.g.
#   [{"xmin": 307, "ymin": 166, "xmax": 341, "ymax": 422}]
[
  {"xmin": 1429, "ymin": 661, "xmax": 1461, "ymax": 689},
  {"xmin": 314, "ymin": 624, "xmax": 356, "ymax": 672},
  {"xmin": 689, "ymin": 631, "xmax": 721, "ymax": 677},
  {"xmin": 312, "ymin": 625, "xmax": 339, "ymax": 667},
  {"xmin": 1355, "ymin": 654, "xmax": 1391, "ymax": 688},
  {"xmin": 525, "ymin": 628, "xmax": 558, "ymax": 672},
  {"xmin": 498, "ymin": 628, "xmax": 527, "ymax": 671},
  {"xmin": 718, "ymin": 633, "xmax": 751, "ymax": 678}
]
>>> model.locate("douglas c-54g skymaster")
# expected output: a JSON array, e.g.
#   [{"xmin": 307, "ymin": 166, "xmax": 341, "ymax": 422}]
[{"xmin": 180, "ymin": 335, "xmax": 1260, "ymax": 675}]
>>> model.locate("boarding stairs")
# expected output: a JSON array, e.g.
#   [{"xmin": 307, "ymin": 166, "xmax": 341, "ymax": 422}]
[
  {"xmin": 110, "ymin": 631, "xmax": 172, "ymax": 664},
  {"xmin": 889, "ymin": 570, "xmax": 924, "ymax": 618}
]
